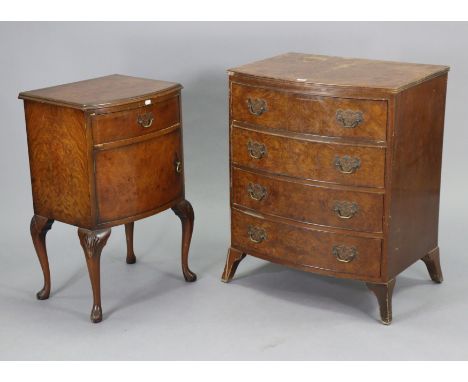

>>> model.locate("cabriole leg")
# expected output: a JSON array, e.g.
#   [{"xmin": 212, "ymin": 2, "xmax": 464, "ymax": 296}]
[
  {"xmin": 172, "ymin": 199, "xmax": 196, "ymax": 282},
  {"xmin": 30, "ymin": 215, "xmax": 54, "ymax": 300},
  {"xmin": 125, "ymin": 222, "xmax": 136, "ymax": 264},
  {"xmin": 78, "ymin": 228, "xmax": 111, "ymax": 323}
]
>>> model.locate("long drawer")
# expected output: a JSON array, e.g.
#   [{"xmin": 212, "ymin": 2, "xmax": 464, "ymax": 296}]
[
  {"xmin": 231, "ymin": 209, "xmax": 382, "ymax": 278},
  {"xmin": 231, "ymin": 125, "xmax": 386, "ymax": 188},
  {"xmin": 231, "ymin": 83, "xmax": 387, "ymax": 141},
  {"xmin": 231, "ymin": 167, "xmax": 383, "ymax": 233}
]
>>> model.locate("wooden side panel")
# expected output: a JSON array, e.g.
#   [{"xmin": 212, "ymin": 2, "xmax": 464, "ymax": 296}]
[
  {"xmin": 95, "ymin": 128, "xmax": 183, "ymax": 223},
  {"xmin": 231, "ymin": 83, "xmax": 388, "ymax": 140},
  {"xmin": 387, "ymin": 74, "xmax": 448, "ymax": 278},
  {"xmin": 231, "ymin": 126, "xmax": 386, "ymax": 188},
  {"xmin": 24, "ymin": 101, "xmax": 92, "ymax": 227}
]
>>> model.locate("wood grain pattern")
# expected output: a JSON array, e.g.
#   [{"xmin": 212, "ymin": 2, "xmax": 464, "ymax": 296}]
[
  {"xmin": 78, "ymin": 228, "xmax": 111, "ymax": 323},
  {"xmin": 231, "ymin": 125, "xmax": 386, "ymax": 188},
  {"xmin": 386, "ymin": 74, "xmax": 448, "ymax": 279},
  {"xmin": 229, "ymin": 52, "xmax": 449, "ymax": 91},
  {"xmin": 21, "ymin": 75, "xmax": 196, "ymax": 324},
  {"xmin": 92, "ymin": 94, "xmax": 180, "ymax": 144},
  {"xmin": 95, "ymin": 128, "xmax": 184, "ymax": 223},
  {"xmin": 24, "ymin": 101, "xmax": 92, "ymax": 227},
  {"xmin": 172, "ymin": 199, "xmax": 197, "ymax": 282},
  {"xmin": 232, "ymin": 167, "xmax": 384, "ymax": 233},
  {"xmin": 231, "ymin": 82, "xmax": 388, "ymax": 140},
  {"xmin": 19, "ymin": 74, "xmax": 181, "ymax": 110},
  {"xmin": 231, "ymin": 209, "xmax": 382, "ymax": 279},
  {"xmin": 226, "ymin": 53, "xmax": 448, "ymax": 324},
  {"xmin": 30, "ymin": 215, "xmax": 54, "ymax": 300}
]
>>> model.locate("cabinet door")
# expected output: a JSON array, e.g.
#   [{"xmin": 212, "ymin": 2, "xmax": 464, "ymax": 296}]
[{"xmin": 95, "ymin": 128, "xmax": 184, "ymax": 223}]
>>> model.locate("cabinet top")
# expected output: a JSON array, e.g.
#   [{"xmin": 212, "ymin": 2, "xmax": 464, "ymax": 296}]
[
  {"xmin": 18, "ymin": 74, "xmax": 181, "ymax": 110},
  {"xmin": 228, "ymin": 53, "xmax": 449, "ymax": 92}
]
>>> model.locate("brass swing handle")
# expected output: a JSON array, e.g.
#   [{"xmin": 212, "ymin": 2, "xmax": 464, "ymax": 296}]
[
  {"xmin": 174, "ymin": 156, "xmax": 183, "ymax": 174},
  {"xmin": 247, "ymin": 140, "xmax": 267, "ymax": 160},
  {"xmin": 137, "ymin": 112, "xmax": 154, "ymax": 128},
  {"xmin": 333, "ymin": 245, "xmax": 357, "ymax": 263},
  {"xmin": 247, "ymin": 183, "xmax": 267, "ymax": 201},
  {"xmin": 248, "ymin": 225, "xmax": 266, "ymax": 244},
  {"xmin": 333, "ymin": 201, "xmax": 359, "ymax": 219},
  {"xmin": 334, "ymin": 155, "xmax": 361, "ymax": 174},
  {"xmin": 336, "ymin": 109, "xmax": 364, "ymax": 129},
  {"xmin": 247, "ymin": 98, "xmax": 268, "ymax": 116}
]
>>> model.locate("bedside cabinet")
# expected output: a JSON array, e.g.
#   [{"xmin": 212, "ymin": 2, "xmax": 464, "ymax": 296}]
[
  {"xmin": 19, "ymin": 74, "xmax": 196, "ymax": 323},
  {"xmin": 222, "ymin": 53, "xmax": 449, "ymax": 324}
]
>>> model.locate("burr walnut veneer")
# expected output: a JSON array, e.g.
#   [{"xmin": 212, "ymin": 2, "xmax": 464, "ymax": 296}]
[
  {"xmin": 20, "ymin": 74, "xmax": 196, "ymax": 323},
  {"xmin": 222, "ymin": 53, "xmax": 449, "ymax": 324}
]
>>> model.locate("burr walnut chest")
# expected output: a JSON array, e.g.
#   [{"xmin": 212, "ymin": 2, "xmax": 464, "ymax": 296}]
[
  {"xmin": 222, "ymin": 53, "xmax": 449, "ymax": 324},
  {"xmin": 19, "ymin": 74, "xmax": 196, "ymax": 323}
]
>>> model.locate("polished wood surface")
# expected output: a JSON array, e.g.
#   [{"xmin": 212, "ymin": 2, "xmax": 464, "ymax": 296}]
[
  {"xmin": 231, "ymin": 82, "xmax": 388, "ymax": 140},
  {"xmin": 30, "ymin": 215, "xmax": 54, "ymax": 300},
  {"xmin": 24, "ymin": 101, "xmax": 92, "ymax": 228},
  {"xmin": 225, "ymin": 53, "xmax": 449, "ymax": 324},
  {"xmin": 19, "ymin": 74, "xmax": 181, "ymax": 110},
  {"xmin": 92, "ymin": 94, "xmax": 180, "ymax": 144},
  {"xmin": 232, "ymin": 167, "xmax": 384, "ymax": 233},
  {"xmin": 125, "ymin": 222, "xmax": 136, "ymax": 265},
  {"xmin": 231, "ymin": 125, "xmax": 386, "ymax": 188},
  {"xmin": 229, "ymin": 52, "xmax": 449, "ymax": 91},
  {"xmin": 78, "ymin": 228, "xmax": 112, "ymax": 323},
  {"xmin": 20, "ymin": 75, "xmax": 196, "ymax": 323},
  {"xmin": 95, "ymin": 128, "xmax": 183, "ymax": 223},
  {"xmin": 386, "ymin": 75, "xmax": 448, "ymax": 279},
  {"xmin": 172, "ymin": 199, "xmax": 197, "ymax": 282},
  {"xmin": 231, "ymin": 209, "xmax": 382, "ymax": 279}
]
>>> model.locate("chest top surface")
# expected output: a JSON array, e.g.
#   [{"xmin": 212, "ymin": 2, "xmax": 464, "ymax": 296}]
[
  {"xmin": 229, "ymin": 52, "xmax": 449, "ymax": 92},
  {"xmin": 18, "ymin": 74, "xmax": 181, "ymax": 110}
]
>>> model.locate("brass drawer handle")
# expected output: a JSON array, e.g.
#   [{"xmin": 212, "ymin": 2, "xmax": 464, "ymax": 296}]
[
  {"xmin": 174, "ymin": 159, "xmax": 182, "ymax": 174},
  {"xmin": 334, "ymin": 155, "xmax": 361, "ymax": 174},
  {"xmin": 247, "ymin": 140, "xmax": 267, "ymax": 159},
  {"xmin": 247, "ymin": 98, "xmax": 268, "ymax": 116},
  {"xmin": 247, "ymin": 183, "xmax": 267, "ymax": 201},
  {"xmin": 248, "ymin": 225, "xmax": 266, "ymax": 243},
  {"xmin": 333, "ymin": 201, "xmax": 359, "ymax": 219},
  {"xmin": 336, "ymin": 109, "xmax": 364, "ymax": 129},
  {"xmin": 137, "ymin": 112, "xmax": 154, "ymax": 128},
  {"xmin": 333, "ymin": 245, "xmax": 357, "ymax": 263}
]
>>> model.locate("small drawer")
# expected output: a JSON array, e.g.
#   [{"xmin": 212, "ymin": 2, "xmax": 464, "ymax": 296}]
[
  {"xmin": 231, "ymin": 83, "xmax": 387, "ymax": 141},
  {"xmin": 231, "ymin": 126, "xmax": 385, "ymax": 188},
  {"xmin": 232, "ymin": 167, "xmax": 384, "ymax": 233},
  {"xmin": 231, "ymin": 209, "xmax": 381, "ymax": 278},
  {"xmin": 95, "ymin": 128, "xmax": 184, "ymax": 223},
  {"xmin": 92, "ymin": 95, "xmax": 180, "ymax": 144}
]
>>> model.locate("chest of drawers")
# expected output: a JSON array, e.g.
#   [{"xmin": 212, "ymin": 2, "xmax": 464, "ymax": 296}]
[
  {"xmin": 222, "ymin": 53, "xmax": 449, "ymax": 324},
  {"xmin": 19, "ymin": 75, "xmax": 196, "ymax": 323}
]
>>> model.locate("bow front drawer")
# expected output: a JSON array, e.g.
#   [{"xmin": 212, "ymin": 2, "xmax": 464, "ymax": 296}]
[
  {"xmin": 231, "ymin": 125, "xmax": 386, "ymax": 188},
  {"xmin": 231, "ymin": 209, "xmax": 382, "ymax": 278},
  {"xmin": 92, "ymin": 95, "xmax": 180, "ymax": 144},
  {"xmin": 231, "ymin": 83, "xmax": 387, "ymax": 141},
  {"xmin": 232, "ymin": 167, "xmax": 384, "ymax": 233}
]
